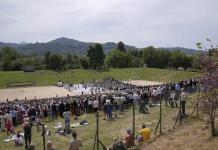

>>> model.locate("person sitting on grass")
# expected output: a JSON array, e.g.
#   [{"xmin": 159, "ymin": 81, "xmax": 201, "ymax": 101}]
[
  {"xmin": 136, "ymin": 124, "xmax": 151, "ymax": 143},
  {"xmin": 122, "ymin": 129, "xmax": 133, "ymax": 148},
  {"xmin": 47, "ymin": 140, "xmax": 55, "ymax": 150},
  {"xmin": 69, "ymin": 131, "xmax": 82, "ymax": 150},
  {"xmin": 112, "ymin": 137, "xmax": 126, "ymax": 150},
  {"xmin": 14, "ymin": 131, "xmax": 24, "ymax": 146}
]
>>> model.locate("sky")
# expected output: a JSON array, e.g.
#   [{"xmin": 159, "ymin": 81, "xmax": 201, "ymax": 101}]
[{"xmin": 0, "ymin": 0, "xmax": 217, "ymax": 48}]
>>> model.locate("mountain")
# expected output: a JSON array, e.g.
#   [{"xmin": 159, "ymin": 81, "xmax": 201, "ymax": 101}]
[
  {"xmin": 0, "ymin": 37, "xmax": 136, "ymax": 55},
  {"xmin": 0, "ymin": 37, "xmax": 199, "ymax": 55},
  {"xmin": 160, "ymin": 47, "xmax": 201, "ymax": 55}
]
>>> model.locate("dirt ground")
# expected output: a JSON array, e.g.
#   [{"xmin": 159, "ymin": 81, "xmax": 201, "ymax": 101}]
[
  {"xmin": 123, "ymin": 80, "xmax": 162, "ymax": 86},
  {"xmin": 0, "ymin": 86, "xmax": 76, "ymax": 101}
]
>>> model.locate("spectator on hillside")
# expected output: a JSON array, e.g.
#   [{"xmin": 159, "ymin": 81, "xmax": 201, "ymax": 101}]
[
  {"xmin": 14, "ymin": 131, "xmax": 24, "ymax": 146},
  {"xmin": 69, "ymin": 132, "xmax": 82, "ymax": 150},
  {"xmin": 107, "ymin": 102, "xmax": 113, "ymax": 120},
  {"xmin": 169, "ymin": 90, "xmax": 178, "ymax": 108},
  {"xmin": 136, "ymin": 124, "xmax": 151, "ymax": 142},
  {"xmin": 59, "ymin": 101, "xmax": 65, "ymax": 117},
  {"xmin": 63, "ymin": 110, "xmax": 71, "ymax": 133},
  {"xmin": 102, "ymin": 102, "xmax": 108, "ymax": 120},
  {"xmin": 47, "ymin": 140, "xmax": 55, "ymax": 150},
  {"xmin": 23, "ymin": 119, "xmax": 32, "ymax": 149},
  {"xmin": 123, "ymin": 129, "xmax": 133, "ymax": 148},
  {"xmin": 10, "ymin": 108, "xmax": 17, "ymax": 126},
  {"xmin": 93, "ymin": 99, "xmax": 99, "ymax": 112},
  {"xmin": 6, "ymin": 119, "xmax": 13, "ymax": 135},
  {"xmin": 181, "ymin": 88, "xmax": 188, "ymax": 115}
]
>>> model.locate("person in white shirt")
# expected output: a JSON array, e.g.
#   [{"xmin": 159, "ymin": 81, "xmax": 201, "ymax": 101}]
[
  {"xmin": 93, "ymin": 99, "xmax": 99, "ymax": 112},
  {"xmin": 180, "ymin": 88, "xmax": 188, "ymax": 115},
  {"xmin": 14, "ymin": 132, "xmax": 24, "ymax": 146}
]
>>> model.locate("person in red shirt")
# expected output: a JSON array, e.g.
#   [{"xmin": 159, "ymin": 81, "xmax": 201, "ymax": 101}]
[
  {"xmin": 123, "ymin": 129, "xmax": 133, "ymax": 148},
  {"xmin": 6, "ymin": 119, "xmax": 13, "ymax": 135}
]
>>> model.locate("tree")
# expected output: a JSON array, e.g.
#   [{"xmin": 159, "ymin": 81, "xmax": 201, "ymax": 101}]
[
  {"xmin": 49, "ymin": 54, "xmax": 64, "ymax": 70},
  {"xmin": 117, "ymin": 41, "xmax": 126, "ymax": 52},
  {"xmin": 105, "ymin": 50, "xmax": 132, "ymax": 68},
  {"xmin": 87, "ymin": 43, "xmax": 105, "ymax": 69},
  {"xmin": 80, "ymin": 57, "xmax": 89, "ymax": 69},
  {"xmin": 0, "ymin": 46, "xmax": 20, "ymax": 71},
  {"xmin": 197, "ymin": 40, "xmax": 218, "ymax": 136},
  {"xmin": 142, "ymin": 46, "xmax": 157, "ymax": 67},
  {"xmin": 44, "ymin": 51, "xmax": 51, "ymax": 69}
]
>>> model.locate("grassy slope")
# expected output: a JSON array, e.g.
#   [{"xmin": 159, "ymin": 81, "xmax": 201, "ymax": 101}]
[
  {"xmin": 0, "ymin": 92, "xmax": 216, "ymax": 150},
  {"xmin": 0, "ymin": 104, "xmax": 179, "ymax": 150},
  {"xmin": 0, "ymin": 68, "xmax": 198, "ymax": 88}
]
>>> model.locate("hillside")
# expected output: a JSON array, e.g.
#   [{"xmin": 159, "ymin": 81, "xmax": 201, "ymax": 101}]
[
  {"xmin": 0, "ymin": 37, "xmax": 200, "ymax": 55},
  {"xmin": 0, "ymin": 37, "xmax": 135, "ymax": 55}
]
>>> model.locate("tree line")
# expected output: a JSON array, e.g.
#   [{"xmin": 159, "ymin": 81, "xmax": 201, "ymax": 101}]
[{"xmin": 0, "ymin": 41, "xmax": 199, "ymax": 71}]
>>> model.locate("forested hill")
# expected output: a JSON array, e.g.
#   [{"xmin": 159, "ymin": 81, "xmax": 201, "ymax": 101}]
[
  {"xmin": 0, "ymin": 37, "xmax": 199, "ymax": 55},
  {"xmin": 0, "ymin": 37, "xmax": 136, "ymax": 55}
]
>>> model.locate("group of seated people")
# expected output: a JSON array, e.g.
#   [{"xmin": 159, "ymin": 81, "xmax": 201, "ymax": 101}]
[{"xmin": 108, "ymin": 124, "xmax": 151, "ymax": 150}]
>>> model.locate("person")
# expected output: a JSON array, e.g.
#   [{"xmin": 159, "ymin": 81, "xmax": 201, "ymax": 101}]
[
  {"xmin": 10, "ymin": 108, "xmax": 17, "ymax": 126},
  {"xmin": 23, "ymin": 119, "xmax": 32, "ymax": 149},
  {"xmin": 93, "ymin": 99, "xmax": 99, "ymax": 112},
  {"xmin": 14, "ymin": 131, "xmax": 24, "ymax": 146},
  {"xmin": 47, "ymin": 140, "xmax": 55, "ymax": 150},
  {"xmin": 0, "ymin": 114, "xmax": 5, "ymax": 131},
  {"xmin": 102, "ymin": 102, "xmax": 108, "ymax": 120},
  {"xmin": 136, "ymin": 124, "xmax": 151, "ymax": 142},
  {"xmin": 169, "ymin": 90, "xmax": 178, "ymax": 108},
  {"xmin": 112, "ymin": 137, "xmax": 126, "ymax": 150},
  {"xmin": 123, "ymin": 129, "xmax": 133, "ymax": 148},
  {"xmin": 180, "ymin": 88, "xmax": 187, "ymax": 115},
  {"xmin": 6, "ymin": 119, "xmax": 13, "ymax": 135},
  {"xmin": 69, "ymin": 131, "xmax": 82, "ymax": 150},
  {"xmin": 107, "ymin": 102, "xmax": 113, "ymax": 120},
  {"xmin": 63, "ymin": 110, "xmax": 71, "ymax": 133},
  {"xmin": 59, "ymin": 101, "xmax": 65, "ymax": 117}
]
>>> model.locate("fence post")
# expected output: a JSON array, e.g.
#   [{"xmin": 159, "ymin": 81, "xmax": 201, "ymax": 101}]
[
  {"xmin": 179, "ymin": 93, "xmax": 182, "ymax": 125},
  {"xmin": 159, "ymin": 96, "xmax": 162, "ymax": 134},
  {"xmin": 96, "ymin": 112, "xmax": 99, "ymax": 150},
  {"xmin": 132, "ymin": 102, "xmax": 135, "ymax": 146},
  {"xmin": 42, "ymin": 124, "xmax": 46, "ymax": 150}
]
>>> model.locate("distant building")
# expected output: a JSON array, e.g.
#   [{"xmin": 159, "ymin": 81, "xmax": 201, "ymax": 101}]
[{"xmin": 22, "ymin": 65, "xmax": 35, "ymax": 72}]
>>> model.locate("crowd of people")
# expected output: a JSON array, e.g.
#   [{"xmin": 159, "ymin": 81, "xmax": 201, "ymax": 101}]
[{"xmin": 0, "ymin": 77, "xmax": 201, "ymax": 149}]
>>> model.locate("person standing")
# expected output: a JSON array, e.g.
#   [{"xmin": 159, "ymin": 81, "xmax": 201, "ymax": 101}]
[
  {"xmin": 0, "ymin": 114, "xmax": 6, "ymax": 131},
  {"xmin": 23, "ymin": 119, "xmax": 32, "ymax": 149},
  {"xmin": 10, "ymin": 108, "xmax": 17, "ymax": 126},
  {"xmin": 59, "ymin": 101, "xmax": 65, "ymax": 117},
  {"xmin": 93, "ymin": 99, "xmax": 99, "ymax": 112},
  {"xmin": 69, "ymin": 132, "xmax": 81, "ymax": 150},
  {"xmin": 63, "ymin": 110, "xmax": 71, "ymax": 133},
  {"xmin": 180, "ymin": 88, "xmax": 188, "ymax": 115}
]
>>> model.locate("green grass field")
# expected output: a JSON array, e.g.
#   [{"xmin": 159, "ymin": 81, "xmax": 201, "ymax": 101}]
[{"xmin": 0, "ymin": 68, "xmax": 199, "ymax": 88}]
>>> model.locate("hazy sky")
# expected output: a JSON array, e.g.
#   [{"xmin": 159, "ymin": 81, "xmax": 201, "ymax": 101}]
[{"xmin": 0, "ymin": 0, "xmax": 217, "ymax": 48}]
